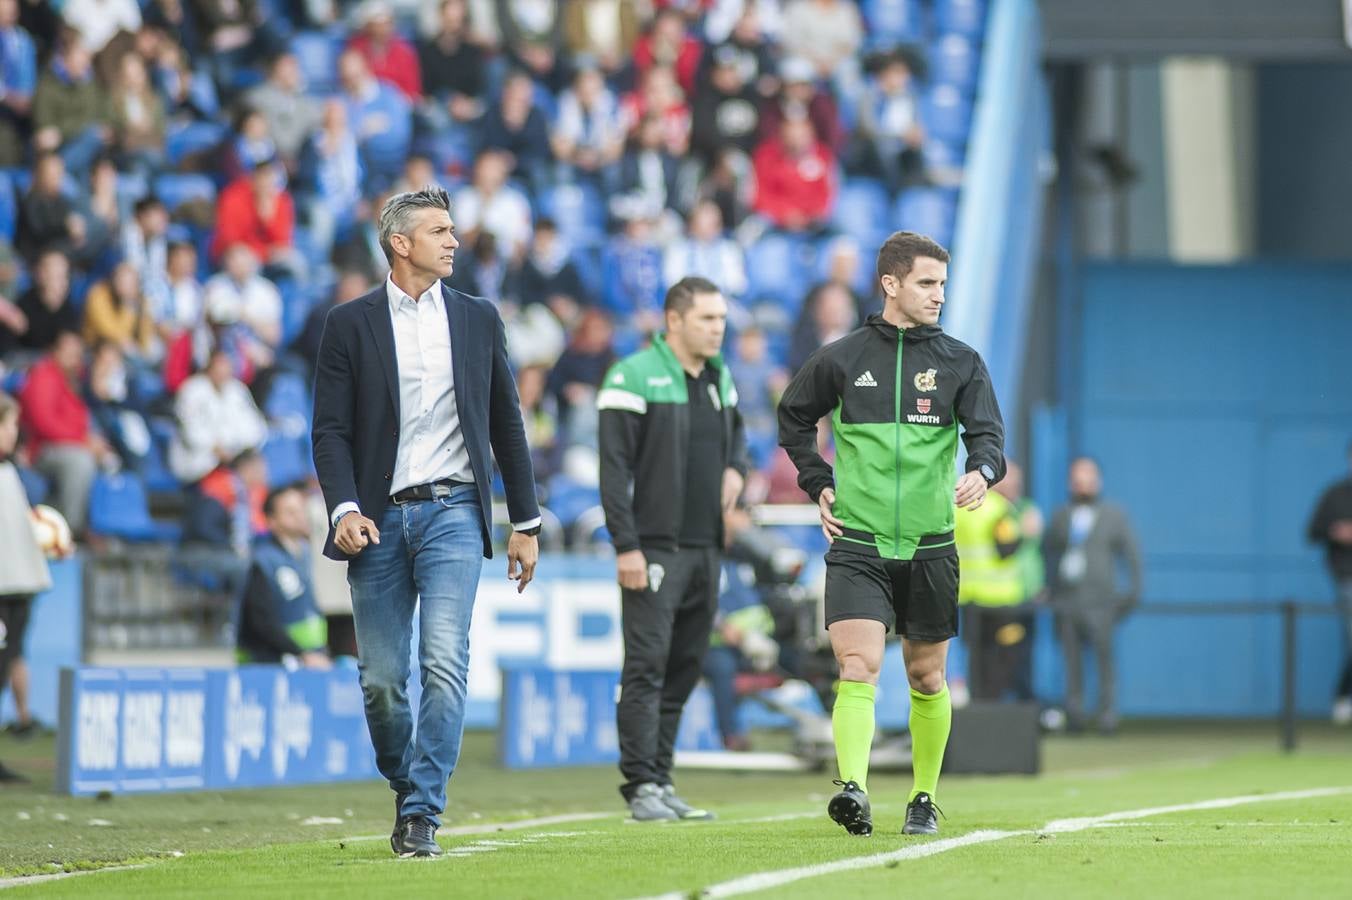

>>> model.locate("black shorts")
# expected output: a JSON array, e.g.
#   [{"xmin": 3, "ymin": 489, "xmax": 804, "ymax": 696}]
[
  {"xmin": 823, "ymin": 548, "xmax": 959, "ymax": 642},
  {"xmin": 0, "ymin": 594, "xmax": 33, "ymax": 664}
]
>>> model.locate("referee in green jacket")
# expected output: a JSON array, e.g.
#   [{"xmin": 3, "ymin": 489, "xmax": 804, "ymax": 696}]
[
  {"xmin": 598, "ymin": 276, "xmax": 749, "ymax": 822},
  {"xmin": 778, "ymin": 232, "xmax": 1006, "ymax": 838}
]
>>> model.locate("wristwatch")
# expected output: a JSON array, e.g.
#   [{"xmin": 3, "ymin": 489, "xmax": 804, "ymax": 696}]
[
  {"xmin": 516, "ymin": 524, "xmax": 542, "ymax": 537},
  {"xmin": 978, "ymin": 464, "xmax": 997, "ymax": 486}
]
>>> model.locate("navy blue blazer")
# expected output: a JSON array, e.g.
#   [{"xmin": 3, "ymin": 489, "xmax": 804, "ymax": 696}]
[{"xmin": 311, "ymin": 282, "xmax": 539, "ymax": 561}]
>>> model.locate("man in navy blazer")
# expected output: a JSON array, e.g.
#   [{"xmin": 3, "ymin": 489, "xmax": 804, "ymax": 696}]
[{"xmin": 312, "ymin": 185, "xmax": 540, "ymax": 859}]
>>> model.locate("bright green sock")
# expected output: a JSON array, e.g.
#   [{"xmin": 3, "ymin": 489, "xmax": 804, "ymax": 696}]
[
  {"xmin": 832, "ymin": 680, "xmax": 876, "ymax": 792},
  {"xmin": 908, "ymin": 683, "xmax": 952, "ymax": 802}
]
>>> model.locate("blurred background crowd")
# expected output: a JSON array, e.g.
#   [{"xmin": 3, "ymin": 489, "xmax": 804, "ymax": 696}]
[{"xmin": 0, "ymin": 0, "xmax": 982, "ymax": 550}]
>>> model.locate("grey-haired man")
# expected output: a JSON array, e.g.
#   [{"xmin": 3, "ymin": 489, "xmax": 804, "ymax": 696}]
[{"xmin": 312, "ymin": 187, "xmax": 541, "ymax": 858}]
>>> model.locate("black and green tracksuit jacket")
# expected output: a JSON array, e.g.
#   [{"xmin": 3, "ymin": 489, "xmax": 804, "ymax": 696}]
[
  {"xmin": 598, "ymin": 334, "xmax": 749, "ymax": 554},
  {"xmin": 777, "ymin": 315, "xmax": 1006, "ymax": 561}
]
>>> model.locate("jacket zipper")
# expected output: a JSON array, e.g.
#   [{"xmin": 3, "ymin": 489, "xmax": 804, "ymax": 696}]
[{"xmin": 894, "ymin": 328, "xmax": 904, "ymax": 558}]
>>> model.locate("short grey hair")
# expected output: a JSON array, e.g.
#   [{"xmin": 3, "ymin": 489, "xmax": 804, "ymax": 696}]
[{"xmin": 378, "ymin": 185, "xmax": 452, "ymax": 261}]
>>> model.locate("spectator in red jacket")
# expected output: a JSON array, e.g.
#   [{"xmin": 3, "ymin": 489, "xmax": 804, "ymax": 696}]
[
  {"xmin": 347, "ymin": 1, "xmax": 422, "ymax": 102},
  {"xmin": 210, "ymin": 157, "xmax": 303, "ymax": 282},
  {"xmin": 634, "ymin": 8, "xmax": 703, "ymax": 95},
  {"xmin": 752, "ymin": 114, "xmax": 837, "ymax": 232},
  {"xmin": 17, "ymin": 330, "xmax": 115, "ymax": 534}
]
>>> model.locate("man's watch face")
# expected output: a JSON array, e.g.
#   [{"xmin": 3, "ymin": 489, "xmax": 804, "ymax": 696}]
[{"xmin": 980, "ymin": 465, "xmax": 996, "ymax": 484}]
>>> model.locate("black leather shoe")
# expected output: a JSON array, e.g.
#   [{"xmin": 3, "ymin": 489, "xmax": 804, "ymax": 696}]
[
  {"xmin": 389, "ymin": 791, "xmax": 410, "ymax": 855},
  {"xmin": 400, "ymin": 816, "xmax": 442, "ymax": 858},
  {"xmin": 827, "ymin": 780, "xmax": 872, "ymax": 836},
  {"xmin": 902, "ymin": 792, "xmax": 942, "ymax": 835}
]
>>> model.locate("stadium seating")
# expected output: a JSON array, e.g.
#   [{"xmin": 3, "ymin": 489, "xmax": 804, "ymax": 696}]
[
  {"xmin": 832, "ymin": 178, "xmax": 893, "ymax": 250},
  {"xmin": 923, "ymin": 84, "xmax": 975, "ymax": 146},
  {"xmin": 930, "ymin": 33, "xmax": 981, "ymax": 93},
  {"xmin": 89, "ymin": 472, "xmax": 182, "ymax": 542},
  {"xmin": 862, "ymin": 0, "xmax": 927, "ymax": 47},
  {"xmin": 152, "ymin": 174, "xmax": 218, "ymax": 214},
  {"xmin": 0, "ymin": 170, "xmax": 15, "ymax": 241},
  {"xmin": 165, "ymin": 121, "xmax": 229, "ymax": 169},
  {"xmin": 934, "ymin": 0, "xmax": 987, "ymax": 37}
]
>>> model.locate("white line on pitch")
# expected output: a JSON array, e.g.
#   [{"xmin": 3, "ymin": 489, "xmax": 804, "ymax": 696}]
[{"xmin": 636, "ymin": 786, "xmax": 1352, "ymax": 900}]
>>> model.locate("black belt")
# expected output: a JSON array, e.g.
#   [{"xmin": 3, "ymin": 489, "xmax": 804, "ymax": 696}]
[{"xmin": 390, "ymin": 479, "xmax": 470, "ymax": 504}]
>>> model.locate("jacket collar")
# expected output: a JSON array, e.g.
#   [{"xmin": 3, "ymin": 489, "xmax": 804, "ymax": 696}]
[{"xmin": 865, "ymin": 313, "xmax": 943, "ymax": 342}]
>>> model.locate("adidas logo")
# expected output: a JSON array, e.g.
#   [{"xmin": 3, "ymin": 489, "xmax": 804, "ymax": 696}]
[{"xmin": 853, "ymin": 371, "xmax": 878, "ymax": 387}]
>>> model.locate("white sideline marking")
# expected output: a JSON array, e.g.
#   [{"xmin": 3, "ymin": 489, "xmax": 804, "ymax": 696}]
[
  {"xmin": 342, "ymin": 811, "xmax": 614, "ymax": 843},
  {"xmin": 637, "ymin": 786, "xmax": 1352, "ymax": 900}
]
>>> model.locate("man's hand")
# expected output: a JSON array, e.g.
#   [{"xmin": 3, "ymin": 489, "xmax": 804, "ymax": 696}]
[
  {"xmin": 335, "ymin": 511, "xmax": 380, "ymax": 555},
  {"xmin": 506, "ymin": 531, "xmax": 539, "ymax": 593},
  {"xmin": 957, "ymin": 470, "xmax": 989, "ymax": 510},
  {"xmin": 722, "ymin": 467, "xmax": 745, "ymax": 515},
  {"xmin": 955, "ymin": 471, "xmax": 987, "ymax": 511},
  {"xmin": 301, "ymin": 651, "xmax": 332, "ymax": 670},
  {"xmin": 818, "ymin": 487, "xmax": 844, "ymax": 543},
  {"xmin": 616, "ymin": 548, "xmax": 648, "ymax": 591}
]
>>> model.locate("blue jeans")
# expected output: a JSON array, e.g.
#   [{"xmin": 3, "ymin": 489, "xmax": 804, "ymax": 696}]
[
  {"xmin": 702, "ymin": 645, "xmax": 743, "ymax": 742},
  {"xmin": 347, "ymin": 486, "xmax": 484, "ymax": 824}
]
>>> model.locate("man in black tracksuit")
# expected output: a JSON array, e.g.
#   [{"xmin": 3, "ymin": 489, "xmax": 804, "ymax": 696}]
[
  {"xmin": 1307, "ymin": 441, "xmax": 1352, "ymax": 724},
  {"xmin": 598, "ymin": 276, "xmax": 749, "ymax": 821}
]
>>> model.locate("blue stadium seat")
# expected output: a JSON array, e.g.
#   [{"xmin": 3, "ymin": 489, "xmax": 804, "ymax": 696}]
[
  {"xmin": 571, "ymin": 244, "xmax": 603, "ymax": 304},
  {"xmin": 930, "ymin": 34, "xmax": 981, "ymax": 94},
  {"xmin": 934, "ymin": 0, "xmax": 987, "ymax": 38},
  {"xmin": 0, "ymin": 170, "xmax": 15, "ymax": 241},
  {"xmin": 16, "ymin": 466, "xmax": 47, "ymax": 506},
  {"xmin": 264, "ymin": 371, "xmax": 311, "ymax": 423},
  {"xmin": 291, "ymin": 32, "xmax": 341, "ymax": 94},
  {"xmin": 862, "ymin": 0, "xmax": 926, "ymax": 46},
  {"xmin": 832, "ymin": 177, "xmax": 892, "ymax": 248},
  {"xmin": 165, "ymin": 121, "xmax": 228, "ymax": 168},
  {"xmin": 746, "ymin": 233, "xmax": 806, "ymax": 306},
  {"xmin": 539, "ymin": 183, "xmax": 605, "ymax": 247},
  {"xmin": 923, "ymin": 84, "xmax": 974, "ymax": 146},
  {"xmin": 924, "ymin": 138, "xmax": 965, "ymax": 171},
  {"xmin": 262, "ymin": 430, "xmax": 313, "ymax": 487},
  {"xmin": 89, "ymin": 472, "xmax": 181, "ymax": 542},
  {"xmin": 544, "ymin": 474, "xmax": 601, "ymax": 528},
  {"xmin": 892, "ymin": 187, "xmax": 958, "ymax": 249},
  {"xmin": 153, "ymin": 174, "xmax": 217, "ymax": 213}
]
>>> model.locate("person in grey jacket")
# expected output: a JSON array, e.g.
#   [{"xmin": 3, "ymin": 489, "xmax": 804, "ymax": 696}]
[
  {"xmin": 0, "ymin": 391, "xmax": 52, "ymax": 778},
  {"xmin": 1044, "ymin": 456, "xmax": 1141, "ymax": 734}
]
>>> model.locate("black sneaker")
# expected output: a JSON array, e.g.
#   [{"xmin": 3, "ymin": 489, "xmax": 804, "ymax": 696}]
[
  {"xmin": 902, "ymin": 792, "xmax": 942, "ymax": 835},
  {"xmin": 400, "ymin": 816, "xmax": 442, "ymax": 858},
  {"xmin": 389, "ymin": 791, "xmax": 410, "ymax": 856},
  {"xmin": 827, "ymin": 780, "xmax": 872, "ymax": 836}
]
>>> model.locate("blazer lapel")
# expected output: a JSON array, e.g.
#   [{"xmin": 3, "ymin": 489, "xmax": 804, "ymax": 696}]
[
  {"xmin": 444, "ymin": 284, "xmax": 470, "ymax": 420},
  {"xmin": 362, "ymin": 290, "xmax": 400, "ymax": 416}
]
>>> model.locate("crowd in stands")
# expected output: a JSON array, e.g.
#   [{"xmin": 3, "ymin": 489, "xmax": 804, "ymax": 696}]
[{"xmin": 0, "ymin": 0, "xmax": 983, "ymax": 553}]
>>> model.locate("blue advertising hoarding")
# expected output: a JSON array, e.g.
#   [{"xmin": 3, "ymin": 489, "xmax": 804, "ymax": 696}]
[
  {"xmin": 56, "ymin": 666, "xmax": 378, "ymax": 796},
  {"xmin": 499, "ymin": 667, "xmax": 722, "ymax": 768}
]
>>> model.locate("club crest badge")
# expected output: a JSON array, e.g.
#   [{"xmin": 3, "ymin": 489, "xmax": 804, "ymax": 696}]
[
  {"xmin": 647, "ymin": 563, "xmax": 666, "ymax": 593},
  {"xmin": 914, "ymin": 369, "xmax": 938, "ymax": 392}
]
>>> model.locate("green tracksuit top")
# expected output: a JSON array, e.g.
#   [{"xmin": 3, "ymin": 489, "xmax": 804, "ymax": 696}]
[{"xmin": 777, "ymin": 315, "xmax": 1006, "ymax": 561}]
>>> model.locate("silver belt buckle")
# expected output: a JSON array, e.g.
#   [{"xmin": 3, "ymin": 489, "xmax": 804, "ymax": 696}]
[{"xmin": 431, "ymin": 481, "xmax": 454, "ymax": 499}]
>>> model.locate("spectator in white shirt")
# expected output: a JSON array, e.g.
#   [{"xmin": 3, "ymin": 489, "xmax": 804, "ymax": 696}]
[
  {"xmin": 452, "ymin": 151, "xmax": 533, "ymax": 262},
  {"xmin": 551, "ymin": 65, "xmax": 625, "ymax": 190},
  {"xmin": 662, "ymin": 199, "xmax": 747, "ymax": 298},
  {"xmin": 204, "ymin": 244, "xmax": 284, "ymax": 352},
  {"xmin": 169, "ymin": 347, "xmax": 268, "ymax": 484}
]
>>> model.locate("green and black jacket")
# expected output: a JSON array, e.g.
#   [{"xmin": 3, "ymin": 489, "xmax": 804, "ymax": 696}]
[
  {"xmin": 777, "ymin": 315, "xmax": 1006, "ymax": 561},
  {"xmin": 597, "ymin": 334, "xmax": 749, "ymax": 554}
]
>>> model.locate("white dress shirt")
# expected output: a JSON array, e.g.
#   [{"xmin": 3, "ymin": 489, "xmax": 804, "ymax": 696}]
[{"xmin": 331, "ymin": 277, "xmax": 540, "ymax": 533}]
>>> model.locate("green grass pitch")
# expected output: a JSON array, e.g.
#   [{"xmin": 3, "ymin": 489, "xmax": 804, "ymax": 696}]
[{"xmin": 1, "ymin": 723, "xmax": 1349, "ymax": 898}]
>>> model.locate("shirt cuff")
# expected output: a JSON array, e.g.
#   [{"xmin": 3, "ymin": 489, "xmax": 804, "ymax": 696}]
[
  {"xmin": 331, "ymin": 501, "xmax": 360, "ymax": 529},
  {"xmin": 512, "ymin": 516, "xmax": 542, "ymax": 532}
]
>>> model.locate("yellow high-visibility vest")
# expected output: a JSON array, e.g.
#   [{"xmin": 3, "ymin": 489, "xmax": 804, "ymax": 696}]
[{"xmin": 955, "ymin": 491, "xmax": 1025, "ymax": 607}]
